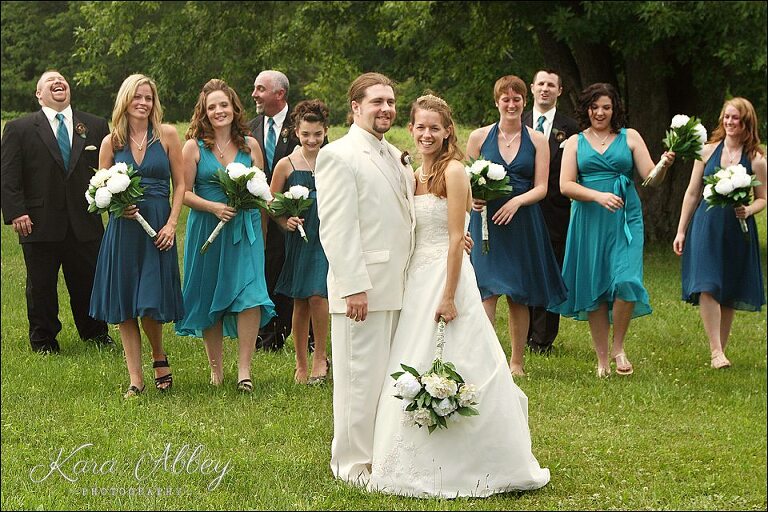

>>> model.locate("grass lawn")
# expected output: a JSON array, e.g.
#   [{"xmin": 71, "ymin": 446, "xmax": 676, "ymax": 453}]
[{"xmin": 1, "ymin": 124, "xmax": 766, "ymax": 510}]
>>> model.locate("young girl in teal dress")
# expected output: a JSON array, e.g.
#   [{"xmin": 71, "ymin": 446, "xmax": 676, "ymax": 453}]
[
  {"xmin": 176, "ymin": 79, "xmax": 275, "ymax": 393},
  {"xmin": 554, "ymin": 83, "xmax": 674, "ymax": 378},
  {"xmin": 269, "ymin": 100, "xmax": 330, "ymax": 385}
]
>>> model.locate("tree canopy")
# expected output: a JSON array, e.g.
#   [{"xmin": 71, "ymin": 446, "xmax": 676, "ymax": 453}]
[{"xmin": 2, "ymin": 0, "xmax": 766, "ymax": 240}]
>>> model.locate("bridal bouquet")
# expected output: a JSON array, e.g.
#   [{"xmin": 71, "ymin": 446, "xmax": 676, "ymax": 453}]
[
  {"xmin": 85, "ymin": 162, "xmax": 157, "ymax": 238},
  {"xmin": 703, "ymin": 163, "xmax": 761, "ymax": 238},
  {"xmin": 465, "ymin": 158, "xmax": 513, "ymax": 253},
  {"xmin": 391, "ymin": 319, "xmax": 479, "ymax": 434},
  {"xmin": 269, "ymin": 185, "xmax": 314, "ymax": 242},
  {"xmin": 200, "ymin": 162, "xmax": 272, "ymax": 254},
  {"xmin": 642, "ymin": 114, "xmax": 707, "ymax": 186}
]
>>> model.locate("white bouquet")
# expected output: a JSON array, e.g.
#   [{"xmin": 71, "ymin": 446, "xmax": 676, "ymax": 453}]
[
  {"xmin": 465, "ymin": 158, "xmax": 513, "ymax": 254},
  {"xmin": 643, "ymin": 114, "xmax": 707, "ymax": 186},
  {"xmin": 85, "ymin": 162, "xmax": 157, "ymax": 238},
  {"xmin": 702, "ymin": 163, "xmax": 761, "ymax": 238},
  {"xmin": 269, "ymin": 185, "xmax": 314, "ymax": 242},
  {"xmin": 200, "ymin": 162, "xmax": 272, "ymax": 254},
  {"xmin": 390, "ymin": 318, "xmax": 479, "ymax": 433}
]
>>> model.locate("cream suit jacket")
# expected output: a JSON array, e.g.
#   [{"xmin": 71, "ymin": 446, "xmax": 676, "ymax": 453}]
[{"xmin": 316, "ymin": 123, "xmax": 415, "ymax": 314}]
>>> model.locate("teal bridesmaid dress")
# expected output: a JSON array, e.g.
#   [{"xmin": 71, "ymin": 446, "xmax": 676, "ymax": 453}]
[
  {"xmin": 176, "ymin": 139, "xmax": 275, "ymax": 338},
  {"xmin": 553, "ymin": 128, "xmax": 651, "ymax": 322}
]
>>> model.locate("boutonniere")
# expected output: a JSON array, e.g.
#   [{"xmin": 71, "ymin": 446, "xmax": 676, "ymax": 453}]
[
  {"xmin": 552, "ymin": 127, "xmax": 567, "ymax": 144},
  {"xmin": 280, "ymin": 128, "xmax": 290, "ymax": 144},
  {"xmin": 74, "ymin": 122, "xmax": 88, "ymax": 139}
]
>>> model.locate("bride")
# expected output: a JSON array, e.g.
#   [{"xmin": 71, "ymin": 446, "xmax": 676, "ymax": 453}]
[{"xmin": 368, "ymin": 94, "xmax": 550, "ymax": 497}]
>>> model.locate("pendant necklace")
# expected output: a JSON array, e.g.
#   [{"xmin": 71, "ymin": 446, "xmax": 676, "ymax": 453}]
[
  {"xmin": 130, "ymin": 131, "xmax": 147, "ymax": 151},
  {"xmin": 589, "ymin": 129, "xmax": 611, "ymax": 146},
  {"xmin": 724, "ymin": 143, "xmax": 742, "ymax": 165},
  {"xmin": 299, "ymin": 147, "xmax": 316, "ymax": 175},
  {"xmin": 215, "ymin": 139, "xmax": 231, "ymax": 159},
  {"xmin": 499, "ymin": 127, "xmax": 521, "ymax": 148}
]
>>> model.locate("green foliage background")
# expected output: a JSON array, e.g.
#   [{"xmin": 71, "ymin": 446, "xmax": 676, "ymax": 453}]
[{"xmin": 3, "ymin": 0, "xmax": 767, "ymax": 241}]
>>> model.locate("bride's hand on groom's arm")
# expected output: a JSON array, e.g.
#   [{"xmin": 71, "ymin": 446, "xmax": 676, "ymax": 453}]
[
  {"xmin": 463, "ymin": 231, "xmax": 473, "ymax": 254},
  {"xmin": 345, "ymin": 292, "xmax": 368, "ymax": 322}
]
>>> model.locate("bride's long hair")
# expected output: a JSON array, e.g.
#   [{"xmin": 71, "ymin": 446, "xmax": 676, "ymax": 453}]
[{"xmin": 409, "ymin": 94, "xmax": 464, "ymax": 198}]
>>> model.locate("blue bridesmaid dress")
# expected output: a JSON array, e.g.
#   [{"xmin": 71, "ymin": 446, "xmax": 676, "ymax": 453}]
[
  {"xmin": 90, "ymin": 129, "xmax": 184, "ymax": 323},
  {"xmin": 469, "ymin": 123, "xmax": 567, "ymax": 308},
  {"xmin": 681, "ymin": 141, "xmax": 764, "ymax": 311}
]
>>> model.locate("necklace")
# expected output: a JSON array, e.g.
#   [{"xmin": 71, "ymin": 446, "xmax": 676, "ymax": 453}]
[
  {"xmin": 724, "ymin": 143, "xmax": 742, "ymax": 165},
  {"xmin": 299, "ymin": 147, "xmax": 316, "ymax": 175},
  {"xmin": 588, "ymin": 128, "xmax": 611, "ymax": 146},
  {"xmin": 417, "ymin": 166, "xmax": 434, "ymax": 184},
  {"xmin": 215, "ymin": 139, "xmax": 231, "ymax": 159},
  {"xmin": 498, "ymin": 127, "xmax": 521, "ymax": 148},
  {"xmin": 129, "ymin": 131, "xmax": 147, "ymax": 151}
]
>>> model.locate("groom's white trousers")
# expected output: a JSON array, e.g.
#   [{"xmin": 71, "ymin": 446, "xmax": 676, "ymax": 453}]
[{"xmin": 330, "ymin": 310, "xmax": 400, "ymax": 484}]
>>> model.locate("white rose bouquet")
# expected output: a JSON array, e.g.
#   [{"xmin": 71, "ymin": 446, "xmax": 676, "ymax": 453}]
[
  {"xmin": 465, "ymin": 157, "xmax": 513, "ymax": 254},
  {"xmin": 702, "ymin": 163, "xmax": 761, "ymax": 238},
  {"xmin": 85, "ymin": 162, "xmax": 157, "ymax": 238},
  {"xmin": 390, "ymin": 318, "xmax": 479, "ymax": 434},
  {"xmin": 200, "ymin": 163, "xmax": 272, "ymax": 254},
  {"xmin": 269, "ymin": 185, "xmax": 314, "ymax": 242},
  {"xmin": 643, "ymin": 114, "xmax": 707, "ymax": 186}
]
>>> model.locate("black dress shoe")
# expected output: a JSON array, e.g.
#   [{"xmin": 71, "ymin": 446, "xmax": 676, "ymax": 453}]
[
  {"xmin": 256, "ymin": 332, "xmax": 284, "ymax": 352},
  {"xmin": 31, "ymin": 340, "xmax": 61, "ymax": 354},
  {"xmin": 527, "ymin": 339, "xmax": 552, "ymax": 355},
  {"xmin": 87, "ymin": 333, "xmax": 115, "ymax": 346}
]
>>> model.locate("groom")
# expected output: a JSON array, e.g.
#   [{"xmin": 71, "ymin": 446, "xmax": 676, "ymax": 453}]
[{"xmin": 315, "ymin": 72, "xmax": 415, "ymax": 484}]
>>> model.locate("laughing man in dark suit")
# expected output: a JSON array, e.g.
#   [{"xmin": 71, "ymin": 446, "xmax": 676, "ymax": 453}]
[
  {"xmin": 523, "ymin": 69, "xmax": 579, "ymax": 354},
  {"xmin": 1, "ymin": 70, "xmax": 113, "ymax": 353}
]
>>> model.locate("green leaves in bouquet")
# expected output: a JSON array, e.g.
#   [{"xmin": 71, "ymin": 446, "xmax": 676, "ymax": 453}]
[
  {"xmin": 269, "ymin": 192, "xmax": 314, "ymax": 219},
  {"xmin": 390, "ymin": 363, "xmax": 420, "ymax": 381},
  {"xmin": 663, "ymin": 117, "xmax": 704, "ymax": 161},
  {"xmin": 211, "ymin": 169, "xmax": 269, "ymax": 211}
]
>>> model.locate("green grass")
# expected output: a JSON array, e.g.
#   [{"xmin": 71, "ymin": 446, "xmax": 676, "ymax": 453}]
[{"xmin": 1, "ymin": 125, "xmax": 766, "ymax": 510}]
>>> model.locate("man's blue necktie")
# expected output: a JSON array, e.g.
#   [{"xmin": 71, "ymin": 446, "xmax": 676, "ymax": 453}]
[
  {"xmin": 56, "ymin": 112, "xmax": 71, "ymax": 168},
  {"xmin": 536, "ymin": 115, "xmax": 546, "ymax": 133},
  {"xmin": 265, "ymin": 117, "xmax": 276, "ymax": 171}
]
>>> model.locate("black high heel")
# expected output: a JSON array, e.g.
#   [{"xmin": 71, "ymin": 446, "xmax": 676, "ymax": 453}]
[{"xmin": 153, "ymin": 356, "xmax": 173, "ymax": 391}]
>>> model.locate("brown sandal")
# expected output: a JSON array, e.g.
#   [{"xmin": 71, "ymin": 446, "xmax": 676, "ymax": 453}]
[{"xmin": 613, "ymin": 352, "xmax": 634, "ymax": 376}]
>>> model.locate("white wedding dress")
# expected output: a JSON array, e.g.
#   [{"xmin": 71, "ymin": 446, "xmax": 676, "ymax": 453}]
[{"xmin": 368, "ymin": 194, "xmax": 550, "ymax": 498}]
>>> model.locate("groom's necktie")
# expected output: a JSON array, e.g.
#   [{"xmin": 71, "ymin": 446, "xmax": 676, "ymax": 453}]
[
  {"xmin": 265, "ymin": 117, "xmax": 276, "ymax": 172},
  {"xmin": 55, "ymin": 112, "xmax": 71, "ymax": 169},
  {"xmin": 535, "ymin": 115, "xmax": 546, "ymax": 133}
]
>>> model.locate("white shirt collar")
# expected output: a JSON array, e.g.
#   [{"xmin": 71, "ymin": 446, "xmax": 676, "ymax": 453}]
[
  {"xmin": 42, "ymin": 105, "xmax": 73, "ymax": 123},
  {"xmin": 265, "ymin": 104, "xmax": 289, "ymax": 134}
]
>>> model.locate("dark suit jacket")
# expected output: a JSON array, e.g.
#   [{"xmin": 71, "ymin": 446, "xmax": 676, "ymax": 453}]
[
  {"xmin": 248, "ymin": 108, "xmax": 300, "ymax": 180},
  {"xmin": 523, "ymin": 109, "xmax": 579, "ymax": 243},
  {"xmin": 1, "ymin": 109, "xmax": 110, "ymax": 243}
]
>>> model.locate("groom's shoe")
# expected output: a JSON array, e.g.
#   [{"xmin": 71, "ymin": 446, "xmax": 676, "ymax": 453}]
[{"xmin": 31, "ymin": 339, "xmax": 61, "ymax": 354}]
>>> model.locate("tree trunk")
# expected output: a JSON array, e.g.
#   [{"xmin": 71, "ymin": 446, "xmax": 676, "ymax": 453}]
[{"xmin": 625, "ymin": 46, "xmax": 689, "ymax": 244}]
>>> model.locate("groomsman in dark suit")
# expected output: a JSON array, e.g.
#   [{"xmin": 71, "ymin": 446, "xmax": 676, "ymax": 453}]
[
  {"xmin": 523, "ymin": 69, "xmax": 579, "ymax": 354},
  {"xmin": 249, "ymin": 70, "xmax": 300, "ymax": 351},
  {"xmin": 1, "ymin": 70, "xmax": 112, "ymax": 353}
]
